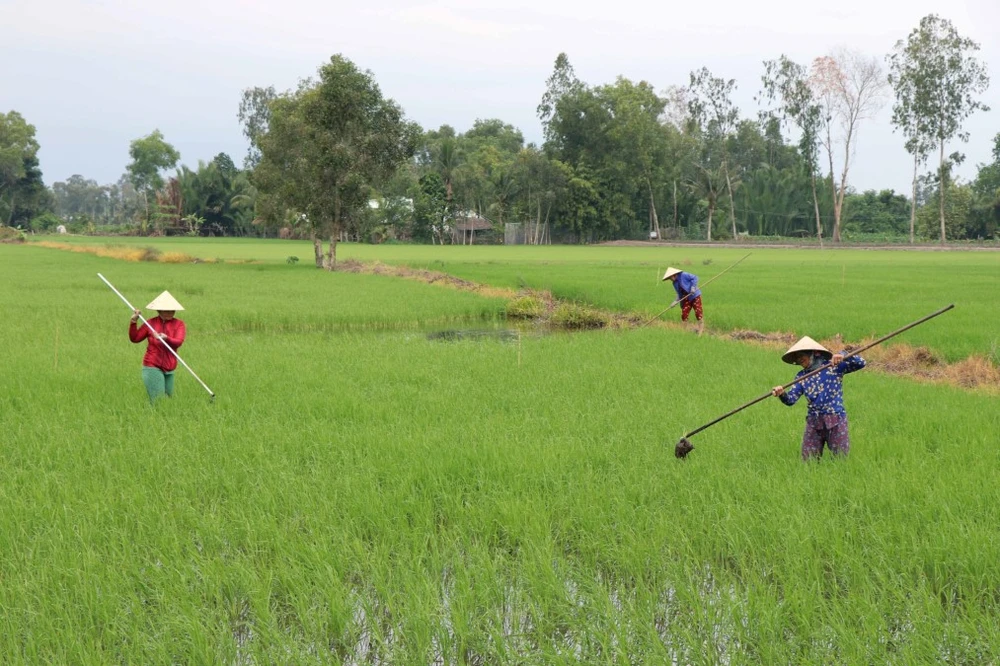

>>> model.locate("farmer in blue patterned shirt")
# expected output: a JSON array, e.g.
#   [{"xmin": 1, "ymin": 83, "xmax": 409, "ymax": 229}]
[
  {"xmin": 662, "ymin": 267, "xmax": 704, "ymax": 335},
  {"xmin": 771, "ymin": 336, "xmax": 866, "ymax": 460}
]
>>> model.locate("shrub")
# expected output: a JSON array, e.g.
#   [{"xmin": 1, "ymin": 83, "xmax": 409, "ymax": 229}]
[
  {"xmin": 506, "ymin": 295, "xmax": 544, "ymax": 319},
  {"xmin": 550, "ymin": 303, "xmax": 607, "ymax": 329},
  {"xmin": 30, "ymin": 212, "xmax": 63, "ymax": 232},
  {"xmin": 0, "ymin": 225, "xmax": 26, "ymax": 243}
]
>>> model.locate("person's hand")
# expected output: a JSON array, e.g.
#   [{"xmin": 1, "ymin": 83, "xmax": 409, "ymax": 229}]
[
  {"xmin": 772, "ymin": 386, "xmax": 785, "ymax": 397},
  {"xmin": 831, "ymin": 353, "xmax": 845, "ymax": 365},
  {"xmin": 131, "ymin": 309, "xmax": 141, "ymax": 323}
]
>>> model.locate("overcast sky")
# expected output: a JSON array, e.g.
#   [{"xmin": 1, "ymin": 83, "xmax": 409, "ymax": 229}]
[{"xmin": 3, "ymin": 0, "xmax": 997, "ymax": 194}]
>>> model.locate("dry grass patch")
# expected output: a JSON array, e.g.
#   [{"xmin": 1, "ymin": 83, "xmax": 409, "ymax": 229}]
[
  {"xmin": 31, "ymin": 241, "xmax": 201, "ymax": 264},
  {"xmin": 728, "ymin": 328, "xmax": 1000, "ymax": 394}
]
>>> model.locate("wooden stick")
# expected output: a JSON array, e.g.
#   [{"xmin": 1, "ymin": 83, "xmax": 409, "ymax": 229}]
[
  {"xmin": 680, "ymin": 304, "xmax": 955, "ymax": 441},
  {"xmin": 640, "ymin": 253, "xmax": 752, "ymax": 328}
]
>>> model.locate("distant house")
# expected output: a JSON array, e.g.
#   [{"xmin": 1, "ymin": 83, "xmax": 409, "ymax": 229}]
[{"xmin": 452, "ymin": 216, "xmax": 493, "ymax": 244}]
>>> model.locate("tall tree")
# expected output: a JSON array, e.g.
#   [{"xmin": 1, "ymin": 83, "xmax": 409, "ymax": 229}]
[
  {"xmin": 685, "ymin": 159, "xmax": 728, "ymax": 240},
  {"xmin": 538, "ymin": 53, "xmax": 582, "ymax": 148},
  {"xmin": 4, "ymin": 154, "xmax": 49, "ymax": 227},
  {"xmin": 213, "ymin": 152, "xmax": 237, "ymax": 178},
  {"xmin": 254, "ymin": 55, "xmax": 418, "ymax": 269},
  {"xmin": 809, "ymin": 49, "xmax": 887, "ymax": 242},
  {"xmin": 52, "ymin": 175, "xmax": 106, "ymax": 221},
  {"xmin": 464, "ymin": 119, "xmax": 525, "ymax": 156},
  {"xmin": 886, "ymin": 14, "xmax": 991, "ymax": 244},
  {"xmin": 435, "ymin": 136, "xmax": 461, "ymax": 211},
  {"xmin": 411, "ymin": 172, "xmax": 449, "ymax": 244},
  {"xmin": 602, "ymin": 77, "xmax": 669, "ymax": 239},
  {"xmin": 688, "ymin": 68, "xmax": 740, "ymax": 240},
  {"xmin": 886, "ymin": 49, "xmax": 936, "ymax": 243},
  {"xmin": 0, "ymin": 111, "xmax": 43, "ymax": 226},
  {"xmin": 760, "ymin": 56, "xmax": 825, "ymax": 241},
  {"xmin": 512, "ymin": 147, "xmax": 568, "ymax": 244},
  {"xmin": 126, "ymin": 130, "xmax": 180, "ymax": 230},
  {"xmin": 968, "ymin": 133, "xmax": 1000, "ymax": 239},
  {"xmin": 237, "ymin": 86, "xmax": 277, "ymax": 169}
]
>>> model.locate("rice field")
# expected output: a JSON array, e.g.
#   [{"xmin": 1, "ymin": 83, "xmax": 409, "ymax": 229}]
[
  {"xmin": 31, "ymin": 236, "xmax": 1000, "ymax": 362},
  {"xmin": 2, "ymin": 241, "xmax": 1000, "ymax": 663}
]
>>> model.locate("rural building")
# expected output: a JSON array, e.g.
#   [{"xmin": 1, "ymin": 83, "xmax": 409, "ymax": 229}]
[{"xmin": 452, "ymin": 216, "xmax": 494, "ymax": 244}]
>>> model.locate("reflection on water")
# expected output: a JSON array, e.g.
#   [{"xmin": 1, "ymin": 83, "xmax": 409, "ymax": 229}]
[{"xmin": 426, "ymin": 328, "xmax": 523, "ymax": 342}]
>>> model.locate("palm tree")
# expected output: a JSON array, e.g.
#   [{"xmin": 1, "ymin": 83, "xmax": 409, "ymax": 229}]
[
  {"xmin": 435, "ymin": 138, "xmax": 461, "ymax": 206},
  {"xmin": 229, "ymin": 172, "xmax": 258, "ymax": 237},
  {"xmin": 687, "ymin": 164, "xmax": 726, "ymax": 240}
]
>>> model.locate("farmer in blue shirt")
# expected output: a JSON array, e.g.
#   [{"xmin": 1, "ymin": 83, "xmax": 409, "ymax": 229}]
[
  {"xmin": 662, "ymin": 267, "xmax": 704, "ymax": 335},
  {"xmin": 771, "ymin": 336, "xmax": 866, "ymax": 460}
]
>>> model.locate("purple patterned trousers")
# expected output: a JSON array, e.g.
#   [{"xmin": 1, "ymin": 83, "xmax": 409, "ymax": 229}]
[{"xmin": 802, "ymin": 413, "xmax": 850, "ymax": 460}]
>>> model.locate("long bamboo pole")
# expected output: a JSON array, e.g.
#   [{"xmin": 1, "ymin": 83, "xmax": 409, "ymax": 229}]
[
  {"xmin": 99, "ymin": 273, "xmax": 215, "ymax": 400},
  {"xmin": 675, "ymin": 304, "xmax": 955, "ymax": 458},
  {"xmin": 640, "ymin": 252, "xmax": 752, "ymax": 328}
]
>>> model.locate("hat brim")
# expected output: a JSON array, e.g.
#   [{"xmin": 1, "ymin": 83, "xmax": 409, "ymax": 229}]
[
  {"xmin": 782, "ymin": 348, "xmax": 833, "ymax": 365},
  {"xmin": 146, "ymin": 291, "xmax": 185, "ymax": 311}
]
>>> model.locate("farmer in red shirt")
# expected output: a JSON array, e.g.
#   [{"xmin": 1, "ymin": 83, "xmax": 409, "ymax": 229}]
[{"xmin": 129, "ymin": 291, "xmax": 186, "ymax": 403}]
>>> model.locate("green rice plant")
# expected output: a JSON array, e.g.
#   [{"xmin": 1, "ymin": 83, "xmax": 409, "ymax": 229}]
[
  {"xmin": 2, "ymin": 242, "xmax": 998, "ymax": 663},
  {"xmin": 30, "ymin": 238, "xmax": 998, "ymax": 362}
]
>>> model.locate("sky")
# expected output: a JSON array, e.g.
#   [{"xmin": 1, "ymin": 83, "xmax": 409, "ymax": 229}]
[{"xmin": 2, "ymin": 0, "xmax": 997, "ymax": 194}]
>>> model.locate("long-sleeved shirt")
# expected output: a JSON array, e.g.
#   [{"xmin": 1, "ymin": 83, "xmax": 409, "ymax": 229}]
[
  {"xmin": 672, "ymin": 272, "xmax": 701, "ymax": 301},
  {"xmin": 779, "ymin": 351, "xmax": 866, "ymax": 416},
  {"xmin": 129, "ymin": 317, "xmax": 186, "ymax": 372}
]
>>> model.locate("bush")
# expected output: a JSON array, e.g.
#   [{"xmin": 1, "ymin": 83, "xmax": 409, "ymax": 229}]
[
  {"xmin": 506, "ymin": 296, "xmax": 544, "ymax": 319},
  {"xmin": 712, "ymin": 225, "xmax": 733, "ymax": 241},
  {"xmin": 550, "ymin": 303, "xmax": 608, "ymax": 329},
  {"xmin": 0, "ymin": 225, "xmax": 26, "ymax": 243},
  {"xmin": 29, "ymin": 212, "xmax": 62, "ymax": 232}
]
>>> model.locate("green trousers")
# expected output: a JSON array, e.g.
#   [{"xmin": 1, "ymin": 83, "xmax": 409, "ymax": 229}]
[{"xmin": 142, "ymin": 366, "xmax": 175, "ymax": 403}]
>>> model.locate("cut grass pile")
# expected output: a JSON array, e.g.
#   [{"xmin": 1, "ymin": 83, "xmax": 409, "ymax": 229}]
[{"xmin": 2, "ymin": 244, "xmax": 1000, "ymax": 662}]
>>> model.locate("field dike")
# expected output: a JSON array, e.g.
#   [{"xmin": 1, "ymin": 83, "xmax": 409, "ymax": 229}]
[
  {"xmin": 29, "ymin": 240, "xmax": 253, "ymax": 264},
  {"xmin": 339, "ymin": 259, "xmax": 1000, "ymax": 394},
  {"xmin": 337, "ymin": 259, "xmax": 647, "ymax": 330}
]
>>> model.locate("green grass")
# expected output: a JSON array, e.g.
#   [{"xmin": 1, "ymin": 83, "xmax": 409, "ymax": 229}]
[
  {"xmin": 32, "ymin": 237, "xmax": 999, "ymax": 362},
  {"xmin": 3, "ymin": 242, "xmax": 999, "ymax": 663}
]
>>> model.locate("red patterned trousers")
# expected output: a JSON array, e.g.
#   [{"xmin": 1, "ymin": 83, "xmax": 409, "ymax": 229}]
[{"xmin": 681, "ymin": 295, "xmax": 703, "ymax": 321}]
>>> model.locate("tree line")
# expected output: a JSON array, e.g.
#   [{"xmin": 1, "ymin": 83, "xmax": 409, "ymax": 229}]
[{"xmin": 2, "ymin": 14, "xmax": 996, "ymax": 260}]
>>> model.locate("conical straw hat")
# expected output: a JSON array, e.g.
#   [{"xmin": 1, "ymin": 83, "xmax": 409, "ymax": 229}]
[
  {"xmin": 146, "ymin": 290, "xmax": 185, "ymax": 311},
  {"xmin": 782, "ymin": 336, "xmax": 831, "ymax": 364},
  {"xmin": 661, "ymin": 267, "xmax": 682, "ymax": 281}
]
